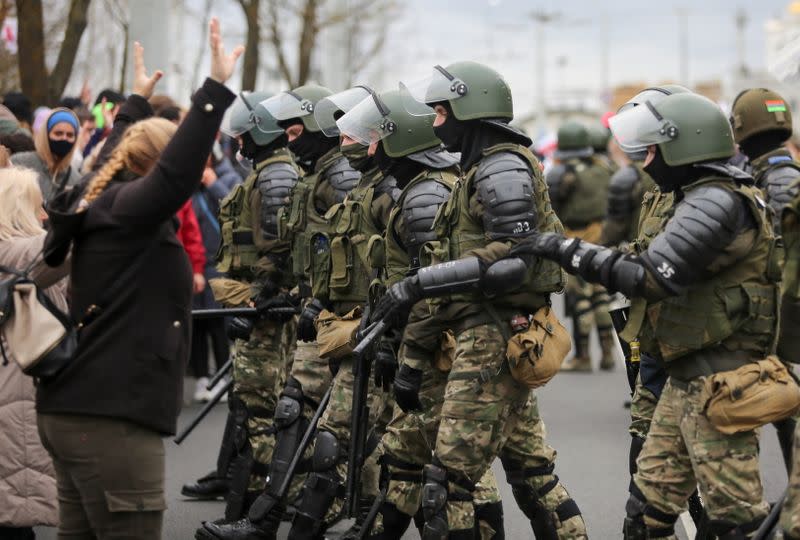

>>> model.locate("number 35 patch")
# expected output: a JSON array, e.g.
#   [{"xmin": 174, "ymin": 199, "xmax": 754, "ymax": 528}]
[{"xmin": 657, "ymin": 261, "xmax": 675, "ymax": 279}]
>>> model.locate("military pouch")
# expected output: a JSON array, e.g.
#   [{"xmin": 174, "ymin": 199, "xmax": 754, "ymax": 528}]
[
  {"xmin": 433, "ymin": 330, "xmax": 456, "ymax": 373},
  {"xmin": 703, "ymin": 355, "xmax": 800, "ymax": 434},
  {"xmin": 505, "ymin": 307, "xmax": 571, "ymax": 389},
  {"xmin": 778, "ymin": 297, "xmax": 800, "ymax": 362},
  {"xmin": 315, "ymin": 307, "xmax": 362, "ymax": 360},
  {"xmin": 366, "ymin": 235, "xmax": 386, "ymax": 270},
  {"xmin": 309, "ymin": 233, "xmax": 331, "ymax": 300},
  {"xmin": 329, "ymin": 236, "xmax": 353, "ymax": 291}
]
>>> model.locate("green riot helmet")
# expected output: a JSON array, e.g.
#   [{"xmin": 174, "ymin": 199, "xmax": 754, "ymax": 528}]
[
  {"xmin": 554, "ymin": 121, "xmax": 592, "ymax": 159},
  {"xmin": 730, "ymin": 88, "xmax": 793, "ymax": 144},
  {"xmin": 610, "ymin": 92, "xmax": 734, "ymax": 166},
  {"xmin": 587, "ymin": 122, "xmax": 611, "ymax": 152},
  {"xmin": 259, "ymin": 84, "xmax": 333, "ymax": 133},
  {"xmin": 336, "ymin": 88, "xmax": 440, "ymax": 158},
  {"xmin": 614, "ymin": 84, "xmax": 691, "ymax": 160},
  {"xmin": 220, "ymin": 91, "xmax": 284, "ymax": 146},
  {"xmin": 314, "ymin": 86, "xmax": 375, "ymax": 137},
  {"xmin": 400, "ymin": 61, "xmax": 513, "ymax": 121}
]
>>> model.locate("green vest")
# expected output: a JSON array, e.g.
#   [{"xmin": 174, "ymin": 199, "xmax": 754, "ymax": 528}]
[
  {"xmin": 558, "ymin": 157, "xmax": 611, "ymax": 227},
  {"xmin": 622, "ymin": 177, "xmax": 779, "ymax": 373},
  {"xmin": 429, "ymin": 143, "xmax": 565, "ymax": 308},
  {"xmin": 321, "ymin": 170, "xmax": 388, "ymax": 305},
  {"xmin": 384, "ymin": 169, "xmax": 458, "ymax": 287},
  {"xmin": 216, "ymin": 149, "xmax": 299, "ymax": 279}
]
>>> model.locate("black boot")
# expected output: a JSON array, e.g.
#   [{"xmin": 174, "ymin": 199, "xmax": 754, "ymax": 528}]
[
  {"xmin": 339, "ymin": 497, "xmax": 375, "ymax": 540},
  {"xmin": 182, "ymin": 470, "xmax": 230, "ymax": 500},
  {"xmin": 195, "ymin": 516, "xmax": 279, "ymax": 540}
]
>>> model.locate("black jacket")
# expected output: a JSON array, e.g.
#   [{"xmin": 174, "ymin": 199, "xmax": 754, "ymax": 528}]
[{"xmin": 38, "ymin": 78, "xmax": 235, "ymax": 435}]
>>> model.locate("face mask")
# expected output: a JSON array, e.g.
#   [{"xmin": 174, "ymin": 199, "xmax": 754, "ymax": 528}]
[
  {"xmin": 341, "ymin": 142, "xmax": 372, "ymax": 172},
  {"xmin": 643, "ymin": 146, "xmax": 682, "ymax": 192},
  {"xmin": 374, "ymin": 143, "xmax": 395, "ymax": 175},
  {"xmin": 289, "ymin": 130, "xmax": 335, "ymax": 168},
  {"xmin": 49, "ymin": 138, "xmax": 74, "ymax": 159},
  {"xmin": 433, "ymin": 116, "xmax": 464, "ymax": 152}
]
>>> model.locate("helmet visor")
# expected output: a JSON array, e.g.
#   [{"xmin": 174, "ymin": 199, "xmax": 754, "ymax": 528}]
[
  {"xmin": 400, "ymin": 65, "xmax": 468, "ymax": 114},
  {"xmin": 336, "ymin": 94, "xmax": 394, "ymax": 146},
  {"xmin": 609, "ymin": 101, "xmax": 678, "ymax": 152},
  {"xmin": 260, "ymin": 92, "xmax": 314, "ymax": 122},
  {"xmin": 252, "ymin": 103, "xmax": 285, "ymax": 136},
  {"xmin": 220, "ymin": 94, "xmax": 257, "ymax": 137},
  {"xmin": 617, "ymin": 88, "xmax": 673, "ymax": 114},
  {"xmin": 315, "ymin": 87, "xmax": 373, "ymax": 137}
]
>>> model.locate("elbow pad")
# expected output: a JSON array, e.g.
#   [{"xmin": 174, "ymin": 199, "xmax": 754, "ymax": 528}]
[{"xmin": 417, "ymin": 257, "xmax": 484, "ymax": 296}]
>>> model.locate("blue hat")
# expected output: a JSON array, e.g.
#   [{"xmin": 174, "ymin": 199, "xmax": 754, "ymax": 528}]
[{"xmin": 46, "ymin": 110, "xmax": 79, "ymax": 133}]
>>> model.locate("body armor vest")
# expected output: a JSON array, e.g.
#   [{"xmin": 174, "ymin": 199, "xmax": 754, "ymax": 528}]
[
  {"xmin": 557, "ymin": 157, "xmax": 610, "ymax": 228},
  {"xmin": 216, "ymin": 149, "xmax": 300, "ymax": 278},
  {"xmin": 430, "ymin": 143, "xmax": 565, "ymax": 308},
  {"xmin": 622, "ymin": 177, "xmax": 779, "ymax": 371},
  {"xmin": 384, "ymin": 169, "xmax": 458, "ymax": 287}
]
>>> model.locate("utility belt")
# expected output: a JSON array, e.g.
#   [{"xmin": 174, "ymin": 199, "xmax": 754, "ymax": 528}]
[
  {"xmin": 665, "ymin": 347, "xmax": 762, "ymax": 383},
  {"xmin": 232, "ymin": 231, "xmax": 253, "ymax": 244}
]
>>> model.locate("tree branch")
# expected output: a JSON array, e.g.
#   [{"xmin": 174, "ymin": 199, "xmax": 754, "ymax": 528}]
[
  {"xmin": 266, "ymin": 0, "xmax": 295, "ymax": 86},
  {"xmin": 48, "ymin": 0, "xmax": 91, "ymax": 103}
]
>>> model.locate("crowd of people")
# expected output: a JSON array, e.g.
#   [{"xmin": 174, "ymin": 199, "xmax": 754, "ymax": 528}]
[{"xmin": 2, "ymin": 14, "xmax": 800, "ymax": 540}]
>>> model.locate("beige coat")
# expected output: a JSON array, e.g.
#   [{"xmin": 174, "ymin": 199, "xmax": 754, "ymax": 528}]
[{"xmin": 0, "ymin": 233, "xmax": 68, "ymax": 527}]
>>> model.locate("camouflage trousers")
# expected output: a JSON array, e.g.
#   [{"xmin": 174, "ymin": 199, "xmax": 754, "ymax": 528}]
[
  {"xmin": 371, "ymin": 354, "xmax": 502, "ymax": 538},
  {"xmin": 634, "ymin": 378, "xmax": 769, "ymax": 536},
  {"xmin": 781, "ymin": 418, "xmax": 800, "ymax": 537},
  {"xmin": 432, "ymin": 323, "xmax": 586, "ymax": 538},
  {"xmin": 629, "ymin": 374, "xmax": 659, "ymax": 440},
  {"xmin": 566, "ymin": 275, "xmax": 612, "ymax": 353},
  {"xmin": 232, "ymin": 318, "xmax": 297, "ymax": 492}
]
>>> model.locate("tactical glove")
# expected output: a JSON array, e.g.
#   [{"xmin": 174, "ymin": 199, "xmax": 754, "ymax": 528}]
[
  {"xmin": 374, "ymin": 339, "xmax": 398, "ymax": 391},
  {"xmin": 297, "ymin": 298, "xmax": 325, "ymax": 342},
  {"xmin": 255, "ymin": 292, "xmax": 299, "ymax": 322},
  {"xmin": 508, "ymin": 231, "xmax": 567, "ymax": 263},
  {"xmin": 393, "ymin": 364, "xmax": 423, "ymax": 412},
  {"xmin": 370, "ymin": 275, "xmax": 423, "ymax": 326},
  {"xmin": 227, "ymin": 317, "xmax": 254, "ymax": 341}
]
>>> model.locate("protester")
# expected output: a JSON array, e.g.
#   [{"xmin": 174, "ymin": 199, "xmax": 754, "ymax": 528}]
[
  {"xmin": 13, "ymin": 107, "xmax": 81, "ymax": 202},
  {"xmin": 37, "ymin": 20, "xmax": 242, "ymax": 539},
  {"xmin": 3, "ymin": 92, "xmax": 32, "ymax": 133},
  {"xmin": 0, "ymin": 167, "xmax": 70, "ymax": 540}
]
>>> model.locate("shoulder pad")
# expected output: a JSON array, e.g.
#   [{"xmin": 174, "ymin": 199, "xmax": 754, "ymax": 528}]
[
  {"xmin": 474, "ymin": 151, "xmax": 537, "ymax": 239},
  {"xmin": 693, "ymin": 161, "xmax": 753, "ymax": 182},
  {"xmin": 607, "ymin": 165, "xmax": 640, "ymax": 219},
  {"xmin": 374, "ymin": 175, "xmax": 401, "ymax": 202},
  {"xmin": 643, "ymin": 185, "xmax": 748, "ymax": 294},
  {"xmin": 407, "ymin": 147, "xmax": 460, "ymax": 170},
  {"xmin": 323, "ymin": 155, "xmax": 361, "ymax": 203},
  {"xmin": 257, "ymin": 162, "xmax": 299, "ymax": 239},
  {"xmin": 402, "ymin": 178, "xmax": 452, "ymax": 266},
  {"xmin": 763, "ymin": 165, "xmax": 800, "ymax": 216}
]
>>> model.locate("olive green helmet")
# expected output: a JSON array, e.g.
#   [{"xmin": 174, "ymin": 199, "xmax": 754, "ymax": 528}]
[
  {"xmin": 730, "ymin": 88, "xmax": 793, "ymax": 144},
  {"xmin": 554, "ymin": 121, "xmax": 592, "ymax": 159},
  {"xmin": 587, "ymin": 122, "xmax": 611, "ymax": 152},
  {"xmin": 314, "ymin": 86, "xmax": 375, "ymax": 137},
  {"xmin": 220, "ymin": 91, "xmax": 284, "ymax": 146},
  {"xmin": 401, "ymin": 61, "xmax": 513, "ymax": 121},
  {"xmin": 336, "ymin": 89, "xmax": 440, "ymax": 158},
  {"xmin": 610, "ymin": 92, "xmax": 734, "ymax": 166},
  {"xmin": 259, "ymin": 84, "xmax": 333, "ymax": 133}
]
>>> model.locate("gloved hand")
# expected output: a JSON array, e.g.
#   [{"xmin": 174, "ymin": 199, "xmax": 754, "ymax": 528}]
[
  {"xmin": 393, "ymin": 364, "xmax": 423, "ymax": 412},
  {"xmin": 227, "ymin": 316, "xmax": 254, "ymax": 340},
  {"xmin": 255, "ymin": 292, "xmax": 298, "ymax": 322},
  {"xmin": 370, "ymin": 275, "xmax": 423, "ymax": 325},
  {"xmin": 297, "ymin": 298, "xmax": 325, "ymax": 342},
  {"xmin": 508, "ymin": 232, "xmax": 570, "ymax": 263},
  {"xmin": 374, "ymin": 339, "xmax": 398, "ymax": 391}
]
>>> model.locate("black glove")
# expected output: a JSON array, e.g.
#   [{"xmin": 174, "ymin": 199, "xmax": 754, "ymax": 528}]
[
  {"xmin": 370, "ymin": 275, "xmax": 423, "ymax": 325},
  {"xmin": 374, "ymin": 339, "xmax": 398, "ymax": 391},
  {"xmin": 255, "ymin": 292, "xmax": 298, "ymax": 322},
  {"xmin": 227, "ymin": 317, "xmax": 254, "ymax": 340},
  {"xmin": 297, "ymin": 298, "xmax": 325, "ymax": 342},
  {"xmin": 393, "ymin": 364, "xmax": 423, "ymax": 412},
  {"xmin": 508, "ymin": 232, "xmax": 570, "ymax": 263}
]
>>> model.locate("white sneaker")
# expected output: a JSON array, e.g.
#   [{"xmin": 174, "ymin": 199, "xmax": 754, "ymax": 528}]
[
  {"xmin": 194, "ymin": 377, "xmax": 210, "ymax": 402},
  {"xmin": 208, "ymin": 376, "xmax": 229, "ymax": 403}
]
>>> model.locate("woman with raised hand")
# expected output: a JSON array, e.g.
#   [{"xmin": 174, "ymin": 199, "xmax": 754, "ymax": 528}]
[{"xmin": 38, "ymin": 18, "xmax": 242, "ymax": 539}]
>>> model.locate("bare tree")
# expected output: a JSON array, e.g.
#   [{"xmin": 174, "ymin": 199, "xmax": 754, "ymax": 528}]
[
  {"xmin": 16, "ymin": 0, "xmax": 91, "ymax": 105},
  {"xmin": 237, "ymin": 0, "xmax": 259, "ymax": 90}
]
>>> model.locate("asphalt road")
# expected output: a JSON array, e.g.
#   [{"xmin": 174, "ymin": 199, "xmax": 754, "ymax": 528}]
[{"xmin": 35, "ymin": 317, "xmax": 789, "ymax": 539}]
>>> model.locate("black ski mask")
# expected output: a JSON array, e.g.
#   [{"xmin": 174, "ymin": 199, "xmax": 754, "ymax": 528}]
[
  {"xmin": 643, "ymin": 146, "xmax": 705, "ymax": 193},
  {"xmin": 286, "ymin": 123, "xmax": 337, "ymax": 169},
  {"xmin": 239, "ymin": 131, "xmax": 288, "ymax": 163},
  {"xmin": 374, "ymin": 144, "xmax": 426, "ymax": 188}
]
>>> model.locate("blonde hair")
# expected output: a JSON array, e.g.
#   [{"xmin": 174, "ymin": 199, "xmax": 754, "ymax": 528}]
[
  {"xmin": 34, "ymin": 107, "xmax": 79, "ymax": 175},
  {"xmin": 83, "ymin": 117, "xmax": 177, "ymax": 205},
  {"xmin": 0, "ymin": 167, "xmax": 45, "ymax": 241}
]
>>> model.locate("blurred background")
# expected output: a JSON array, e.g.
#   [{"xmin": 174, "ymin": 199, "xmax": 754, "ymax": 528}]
[{"xmin": 4, "ymin": 0, "xmax": 800, "ymax": 155}]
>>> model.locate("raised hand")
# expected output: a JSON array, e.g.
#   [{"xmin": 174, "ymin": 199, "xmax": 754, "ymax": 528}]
[
  {"xmin": 131, "ymin": 41, "xmax": 163, "ymax": 99},
  {"xmin": 208, "ymin": 17, "xmax": 244, "ymax": 84}
]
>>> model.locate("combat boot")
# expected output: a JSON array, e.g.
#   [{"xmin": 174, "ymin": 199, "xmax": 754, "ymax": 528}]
[
  {"xmin": 598, "ymin": 327, "xmax": 616, "ymax": 371},
  {"xmin": 560, "ymin": 354, "xmax": 592, "ymax": 372},
  {"xmin": 196, "ymin": 509, "xmax": 281, "ymax": 540},
  {"xmin": 182, "ymin": 470, "xmax": 229, "ymax": 500},
  {"xmin": 338, "ymin": 497, "xmax": 375, "ymax": 540}
]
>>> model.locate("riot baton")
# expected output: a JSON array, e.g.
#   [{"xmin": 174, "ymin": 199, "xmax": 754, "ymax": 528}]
[
  {"xmin": 206, "ymin": 358, "xmax": 233, "ymax": 391},
  {"xmin": 752, "ymin": 492, "xmax": 785, "ymax": 540},
  {"xmin": 191, "ymin": 307, "xmax": 301, "ymax": 319},
  {"xmin": 174, "ymin": 378, "xmax": 233, "ymax": 444}
]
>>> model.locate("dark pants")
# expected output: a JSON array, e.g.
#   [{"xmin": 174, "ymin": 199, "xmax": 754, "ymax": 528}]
[
  {"xmin": 0, "ymin": 526, "xmax": 35, "ymax": 539},
  {"xmin": 37, "ymin": 414, "xmax": 166, "ymax": 540},
  {"xmin": 189, "ymin": 317, "xmax": 230, "ymax": 378}
]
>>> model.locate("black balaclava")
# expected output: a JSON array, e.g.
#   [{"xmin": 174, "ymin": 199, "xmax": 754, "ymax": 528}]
[
  {"xmin": 240, "ymin": 131, "xmax": 289, "ymax": 164},
  {"xmin": 739, "ymin": 132, "xmax": 788, "ymax": 161},
  {"xmin": 643, "ymin": 146, "xmax": 705, "ymax": 193},
  {"xmin": 341, "ymin": 142, "xmax": 374, "ymax": 173},
  {"xmin": 282, "ymin": 119, "xmax": 337, "ymax": 170},
  {"xmin": 375, "ymin": 144, "xmax": 426, "ymax": 189}
]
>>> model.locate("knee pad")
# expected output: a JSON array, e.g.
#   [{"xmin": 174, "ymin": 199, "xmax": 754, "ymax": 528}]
[
  {"xmin": 275, "ymin": 377, "xmax": 303, "ymax": 429},
  {"xmin": 421, "ymin": 463, "xmax": 450, "ymax": 540},
  {"xmin": 708, "ymin": 517, "xmax": 763, "ymax": 539},
  {"xmin": 475, "ymin": 501, "xmax": 505, "ymax": 540},
  {"xmin": 627, "ymin": 483, "xmax": 677, "ymax": 539},
  {"xmin": 312, "ymin": 430, "xmax": 341, "ymax": 473}
]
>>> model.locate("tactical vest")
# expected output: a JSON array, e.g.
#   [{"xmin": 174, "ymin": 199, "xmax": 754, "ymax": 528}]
[
  {"xmin": 627, "ymin": 164, "xmax": 656, "ymax": 242},
  {"xmin": 430, "ymin": 143, "xmax": 565, "ymax": 308},
  {"xmin": 622, "ymin": 177, "xmax": 779, "ymax": 372},
  {"xmin": 280, "ymin": 149, "xmax": 343, "ymax": 285},
  {"xmin": 216, "ymin": 149, "xmax": 299, "ymax": 278},
  {"xmin": 321, "ymin": 170, "xmax": 389, "ymax": 305},
  {"xmin": 557, "ymin": 157, "xmax": 610, "ymax": 228},
  {"xmin": 384, "ymin": 169, "xmax": 458, "ymax": 287}
]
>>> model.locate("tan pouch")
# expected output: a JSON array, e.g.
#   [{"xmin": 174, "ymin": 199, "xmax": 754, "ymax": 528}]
[
  {"xmin": 209, "ymin": 278, "xmax": 252, "ymax": 307},
  {"xmin": 434, "ymin": 330, "xmax": 456, "ymax": 373},
  {"xmin": 703, "ymin": 355, "xmax": 800, "ymax": 434},
  {"xmin": 315, "ymin": 307, "xmax": 362, "ymax": 360},
  {"xmin": 505, "ymin": 307, "xmax": 571, "ymax": 389}
]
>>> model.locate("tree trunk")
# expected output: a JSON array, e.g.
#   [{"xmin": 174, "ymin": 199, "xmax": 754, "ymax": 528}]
[
  {"xmin": 239, "ymin": 0, "xmax": 259, "ymax": 91},
  {"xmin": 16, "ymin": 0, "xmax": 48, "ymax": 106},
  {"xmin": 48, "ymin": 0, "xmax": 91, "ymax": 103},
  {"xmin": 296, "ymin": 0, "xmax": 318, "ymax": 86}
]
